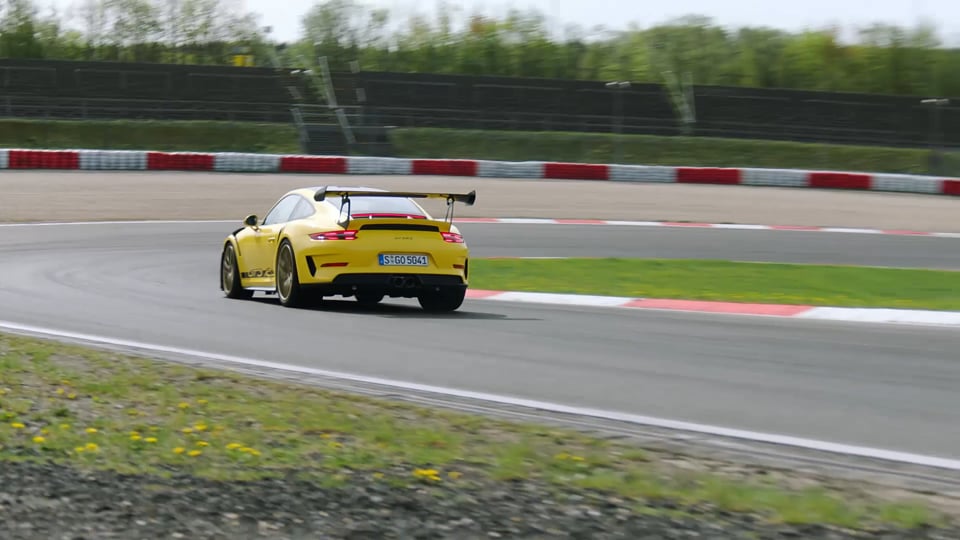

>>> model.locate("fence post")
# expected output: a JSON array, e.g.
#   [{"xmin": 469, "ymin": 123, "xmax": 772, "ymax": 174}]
[{"xmin": 605, "ymin": 81, "xmax": 630, "ymax": 164}]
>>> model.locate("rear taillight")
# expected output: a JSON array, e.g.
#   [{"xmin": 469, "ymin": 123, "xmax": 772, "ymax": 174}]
[
  {"xmin": 310, "ymin": 230, "xmax": 358, "ymax": 241},
  {"xmin": 441, "ymin": 232, "xmax": 464, "ymax": 243}
]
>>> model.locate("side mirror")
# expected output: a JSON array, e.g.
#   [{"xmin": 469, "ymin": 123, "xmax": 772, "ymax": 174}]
[{"xmin": 244, "ymin": 214, "xmax": 258, "ymax": 227}]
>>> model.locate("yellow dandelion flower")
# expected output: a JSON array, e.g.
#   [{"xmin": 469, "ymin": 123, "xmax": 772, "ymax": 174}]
[
  {"xmin": 61, "ymin": 380, "xmax": 72, "ymax": 386},
  {"xmin": 181, "ymin": 427, "xmax": 194, "ymax": 434},
  {"xmin": 173, "ymin": 447, "xmax": 185, "ymax": 455},
  {"xmin": 196, "ymin": 441, "xmax": 209, "ymax": 447},
  {"xmin": 59, "ymin": 423, "xmax": 70, "ymax": 430},
  {"xmin": 130, "ymin": 434, "xmax": 142, "ymax": 442},
  {"xmin": 225, "ymin": 443, "xmax": 242, "ymax": 450},
  {"xmin": 144, "ymin": 437, "xmax": 158, "ymax": 444},
  {"xmin": 448, "ymin": 471, "xmax": 462, "ymax": 480},
  {"xmin": 193, "ymin": 423, "xmax": 208, "ymax": 431},
  {"xmin": 197, "ymin": 399, "xmax": 209, "ymax": 405},
  {"xmin": 413, "ymin": 468, "xmax": 441, "ymax": 481},
  {"xmin": 571, "ymin": 455, "xmax": 585, "ymax": 462},
  {"xmin": 320, "ymin": 433, "xmax": 332, "ymax": 439},
  {"xmin": 55, "ymin": 388, "xmax": 65, "ymax": 395},
  {"xmin": 177, "ymin": 402, "xmax": 190, "ymax": 409},
  {"xmin": 85, "ymin": 428, "xmax": 98, "ymax": 434},
  {"xmin": 74, "ymin": 447, "xmax": 85, "ymax": 453},
  {"xmin": 85, "ymin": 443, "xmax": 99, "ymax": 451},
  {"xmin": 67, "ymin": 393, "xmax": 77, "ymax": 400},
  {"xmin": 33, "ymin": 436, "xmax": 46, "ymax": 444},
  {"xmin": 10, "ymin": 422, "xmax": 25, "ymax": 429},
  {"xmin": 188, "ymin": 450, "xmax": 202, "ymax": 457}
]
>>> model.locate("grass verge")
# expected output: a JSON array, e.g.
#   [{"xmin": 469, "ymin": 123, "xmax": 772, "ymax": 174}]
[
  {"xmin": 1, "ymin": 118, "xmax": 955, "ymax": 176},
  {"xmin": 390, "ymin": 127, "xmax": 951, "ymax": 175},
  {"xmin": 468, "ymin": 258, "xmax": 960, "ymax": 310},
  {"xmin": 0, "ymin": 331, "xmax": 950, "ymax": 530},
  {"xmin": 0, "ymin": 118, "xmax": 301, "ymax": 154}
]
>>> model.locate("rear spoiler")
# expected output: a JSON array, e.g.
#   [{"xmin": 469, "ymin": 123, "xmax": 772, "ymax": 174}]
[
  {"xmin": 314, "ymin": 188, "xmax": 476, "ymax": 206},
  {"xmin": 314, "ymin": 187, "xmax": 477, "ymax": 226}
]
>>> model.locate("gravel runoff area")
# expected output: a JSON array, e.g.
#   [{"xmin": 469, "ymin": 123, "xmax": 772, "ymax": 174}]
[
  {"xmin": 0, "ymin": 170, "xmax": 958, "ymax": 231},
  {"xmin": 2, "ymin": 460, "xmax": 958, "ymax": 540}
]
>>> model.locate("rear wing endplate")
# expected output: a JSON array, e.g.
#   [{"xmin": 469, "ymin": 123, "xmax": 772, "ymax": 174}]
[{"xmin": 314, "ymin": 187, "xmax": 477, "ymax": 226}]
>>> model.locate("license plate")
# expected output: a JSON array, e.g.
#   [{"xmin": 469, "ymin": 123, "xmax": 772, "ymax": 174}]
[{"xmin": 379, "ymin": 254, "xmax": 428, "ymax": 266}]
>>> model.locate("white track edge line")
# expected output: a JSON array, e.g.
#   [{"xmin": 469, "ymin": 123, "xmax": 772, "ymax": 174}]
[{"xmin": 1, "ymin": 319, "xmax": 959, "ymax": 471}]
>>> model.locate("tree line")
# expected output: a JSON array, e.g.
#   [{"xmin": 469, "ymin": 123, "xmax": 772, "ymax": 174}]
[{"xmin": 2, "ymin": 0, "xmax": 959, "ymax": 97}]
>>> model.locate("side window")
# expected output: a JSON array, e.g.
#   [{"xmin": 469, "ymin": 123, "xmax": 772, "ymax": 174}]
[
  {"xmin": 262, "ymin": 195, "xmax": 300, "ymax": 226},
  {"xmin": 289, "ymin": 197, "xmax": 315, "ymax": 221}
]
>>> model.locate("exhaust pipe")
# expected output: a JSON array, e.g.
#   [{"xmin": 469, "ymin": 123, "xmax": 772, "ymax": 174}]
[{"xmin": 388, "ymin": 276, "xmax": 420, "ymax": 288}]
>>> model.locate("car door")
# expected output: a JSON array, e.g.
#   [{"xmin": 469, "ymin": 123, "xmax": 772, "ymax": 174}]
[{"xmin": 238, "ymin": 194, "xmax": 301, "ymax": 286}]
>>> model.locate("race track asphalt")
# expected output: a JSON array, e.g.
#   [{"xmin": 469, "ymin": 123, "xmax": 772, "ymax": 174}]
[
  {"xmin": 461, "ymin": 223, "xmax": 960, "ymax": 269},
  {"xmin": 1, "ymin": 222, "xmax": 959, "ymax": 461}
]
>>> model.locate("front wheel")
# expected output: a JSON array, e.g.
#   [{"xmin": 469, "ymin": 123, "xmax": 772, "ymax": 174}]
[
  {"xmin": 221, "ymin": 243, "xmax": 253, "ymax": 299},
  {"xmin": 275, "ymin": 240, "xmax": 307, "ymax": 308},
  {"xmin": 418, "ymin": 287, "xmax": 466, "ymax": 313}
]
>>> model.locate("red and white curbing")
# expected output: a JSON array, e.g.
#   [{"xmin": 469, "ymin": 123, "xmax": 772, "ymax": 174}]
[
  {"xmin": 0, "ymin": 148, "xmax": 958, "ymax": 197},
  {"xmin": 465, "ymin": 289, "xmax": 960, "ymax": 327},
  {"xmin": 454, "ymin": 218, "xmax": 960, "ymax": 238}
]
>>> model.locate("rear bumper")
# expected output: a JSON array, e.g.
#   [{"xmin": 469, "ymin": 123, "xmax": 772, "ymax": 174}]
[{"xmin": 302, "ymin": 272, "xmax": 467, "ymax": 298}]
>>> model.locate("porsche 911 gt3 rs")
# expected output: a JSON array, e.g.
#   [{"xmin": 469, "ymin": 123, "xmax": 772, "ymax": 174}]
[{"xmin": 219, "ymin": 185, "xmax": 477, "ymax": 312}]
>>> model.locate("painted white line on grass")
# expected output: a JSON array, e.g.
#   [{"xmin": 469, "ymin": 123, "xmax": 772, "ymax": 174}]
[{"xmin": 1, "ymin": 319, "xmax": 959, "ymax": 471}]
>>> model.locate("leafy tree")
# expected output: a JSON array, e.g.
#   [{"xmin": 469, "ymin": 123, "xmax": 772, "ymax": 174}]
[{"xmin": 2, "ymin": 0, "xmax": 960, "ymax": 97}]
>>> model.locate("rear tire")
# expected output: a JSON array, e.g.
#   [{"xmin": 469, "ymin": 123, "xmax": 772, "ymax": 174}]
[
  {"xmin": 275, "ymin": 240, "xmax": 307, "ymax": 308},
  {"xmin": 221, "ymin": 243, "xmax": 253, "ymax": 300},
  {"xmin": 418, "ymin": 287, "xmax": 466, "ymax": 313}
]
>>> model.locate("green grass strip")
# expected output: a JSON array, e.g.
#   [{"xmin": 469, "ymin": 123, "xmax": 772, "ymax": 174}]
[
  {"xmin": 0, "ymin": 119, "xmax": 301, "ymax": 154},
  {"xmin": 468, "ymin": 258, "xmax": 960, "ymax": 310},
  {"xmin": 391, "ymin": 127, "xmax": 950, "ymax": 175},
  {"xmin": 1, "ymin": 119, "xmax": 954, "ymax": 176},
  {"xmin": 0, "ymin": 332, "xmax": 948, "ymax": 530}
]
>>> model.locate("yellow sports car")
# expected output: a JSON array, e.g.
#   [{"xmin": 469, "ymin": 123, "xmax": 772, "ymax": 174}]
[{"xmin": 219, "ymin": 185, "xmax": 477, "ymax": 312}]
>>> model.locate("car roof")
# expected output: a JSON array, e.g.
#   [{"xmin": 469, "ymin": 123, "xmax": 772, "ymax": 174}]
[{"xmin": 285, "ymin": 185, "xmax": 387, "ymax": 202}]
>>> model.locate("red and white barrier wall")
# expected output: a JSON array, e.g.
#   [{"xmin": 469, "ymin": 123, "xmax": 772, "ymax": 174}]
[{"xmin": 1, "ymin": 148, "xmax": 957, "ymax": 196}]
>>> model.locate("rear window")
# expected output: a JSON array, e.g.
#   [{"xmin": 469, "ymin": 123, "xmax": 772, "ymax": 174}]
[{"xmin": 325, "ymin": 196, "xmax": 426, "ymax": 217}]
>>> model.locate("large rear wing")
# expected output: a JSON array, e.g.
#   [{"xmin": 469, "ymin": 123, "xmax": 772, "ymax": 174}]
[
  {"xmin": 313, "ymin": 187, "xmax": 477, "ymax": 226},
  {"xmin": 314, "ymin": 188, "xmax": 476, "ymax": 206}
]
